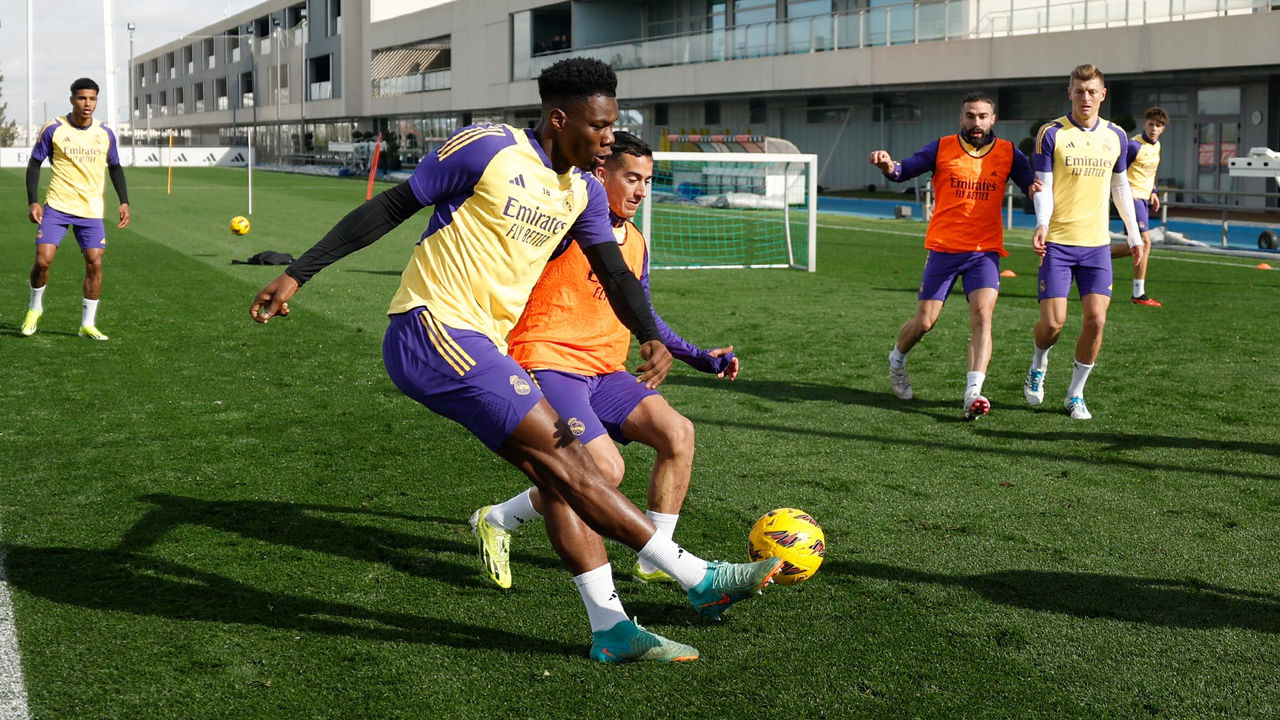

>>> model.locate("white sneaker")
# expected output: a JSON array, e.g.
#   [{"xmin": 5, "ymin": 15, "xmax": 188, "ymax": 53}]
[
  {"xmin": 1024, "ymin": 368, "xmax": 1045, "ymax": 407},
  {"xmin": 888, "ymin": 354, "xmax": 913, "ymax": 400},
  {"xmin": 1064, "ymin": 396, "xmax": 1092, "ymax": 420}
]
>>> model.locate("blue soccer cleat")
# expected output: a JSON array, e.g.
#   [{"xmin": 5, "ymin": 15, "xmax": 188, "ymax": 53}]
[{"xmin": 687, "ymin": 558, "xmax": 783, "ymax": 619}]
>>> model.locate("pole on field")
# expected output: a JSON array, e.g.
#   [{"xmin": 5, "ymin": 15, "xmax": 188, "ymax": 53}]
[
  {"xmin": 247, "ymin": 126, "xmax": 255, "ymax": 215},
  {"xmin": 166, "ymin": 132, "xmax": 174, "ymax": 194},
  {"xmin": 104, "ymin": 0, "xmax": 118, "ymax": 134},
  {"xmin": 366, "ymin": 132, "xmax": 383, "ymax": 201}
]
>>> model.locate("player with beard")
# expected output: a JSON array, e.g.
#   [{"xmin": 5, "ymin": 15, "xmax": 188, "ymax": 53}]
[{"xmin": 869, "ymin": 90, "xmax": 1037, "ymax": 420}]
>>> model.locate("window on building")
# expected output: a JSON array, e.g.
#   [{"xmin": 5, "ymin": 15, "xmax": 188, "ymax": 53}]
[
  {"xmin": 705, "ymin": 100, "xmax": 721, "ymax": 125},
  {"xmin": 788, "ymin": 0, "xmax": 832, "ymax": 18},
  {"xmin": 807, "ymin": 95, "xmax": 845, "ymax": 123},
  {"xmin": 654, "ymin": 102, "xmax": 669, "ymax": 126},
  {"xmin": 159, "ymin": 90, "xmax": 168, "ymax": 115},
  {"xmin": 735, "ymin": 0, "xmax": 776, "ymax": 25},
  {"xmin": 229, "ymin": 32, "xmax": 241, "ymax": 63},
  {"xmin": 194, "ymin": 83, "xmax": 205, "ymax": 112},
  {"xmin": 1198, "ymin": 87, "xmax": 1240, "ymax": 115},
  {"xmin": 750, "ymin": 97, "xmax": 767, "ymax": 124},
  {"xmin": 215, "ymin": 77, "xmax": 228, "ymax": 110},
  {"xmin": 204, "ymin": 39, "xmax": 215, "ymax": 69},
  {"xmin": 309, "ymin": 55, "xmax": 333, "ymax": 100},
  {"xmin": 241, "ymin": 71, "xmax": 255, "ymax": 107}
]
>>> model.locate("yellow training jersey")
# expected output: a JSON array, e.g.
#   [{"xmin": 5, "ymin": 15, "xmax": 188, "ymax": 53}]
[
  {"xmin": 1033, "ymin": 114, "xmax": 1129, "ymax": 247},
  {"xmin": 387, "ymin": 124, "xmax": 615, "ymax": 353},
  {"xmin": 1126, "ymin": 133, "xmax": 1161, "ymax": 199},
  {"xmin": 30, "ymin": 115, "xmax": 121, "ymax": 219}
]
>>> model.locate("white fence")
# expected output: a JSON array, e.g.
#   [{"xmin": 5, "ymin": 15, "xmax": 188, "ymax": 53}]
[{"xmin": 0, "ymin": 146, "xmax": 245, "ymax": 168}]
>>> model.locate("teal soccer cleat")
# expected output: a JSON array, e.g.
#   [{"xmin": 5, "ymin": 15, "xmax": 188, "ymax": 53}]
[
  {"xmin": 687, "ymin": 558, "xmax": 783, "ymax": 619},
  {"xmin": 590, "ymin": 618, "xmax": 699, "ymax": 663}
]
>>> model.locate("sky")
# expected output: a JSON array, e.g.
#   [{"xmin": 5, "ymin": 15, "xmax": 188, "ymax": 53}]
[{"xmin": 0, "ymin": 0, "xmax": 262, "ymax": 136}]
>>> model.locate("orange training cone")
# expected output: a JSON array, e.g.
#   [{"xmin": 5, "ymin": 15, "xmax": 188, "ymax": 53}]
[
  {"xmin": 1000, "ymin": 269, "xmax": 1017, "ymax": 277},
  {"xmin": 1258, "ymin": 263, "xmax": 1273, "ymax": 270}
]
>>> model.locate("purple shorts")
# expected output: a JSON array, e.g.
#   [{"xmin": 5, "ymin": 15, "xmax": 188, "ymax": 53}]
[
  {"xmin": 918, "ymin": 250, "xmax": 1001, "ymax": 302},
  {"xmin": 530, "ymin": 369, "xmax": 658, "ymax": 445},
  {"xmin": 1133, "ymin": 199, "xmax": 1150, "ymax": 233},
  {"xmin": 36, "ymin": 205, "xmax": 107, "ymax": 250},
  {"xmin": 1037, "ymin": 243, "xmax": 1113, "ymax": 300},
  {"xmin": 383, "ymin": 307, "xmax": 543, "ymax": 451}
]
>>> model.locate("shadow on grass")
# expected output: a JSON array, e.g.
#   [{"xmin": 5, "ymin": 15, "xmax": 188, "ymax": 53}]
[
  {"xmin": 5, "ymin": 544, "xmax": 576, "ymax": 655},
  {"xmin": 662, "ymin": 375, "xmax": 961, "ymax": 422},
  {"xmin": 827, "ymin": 560, "xmax": 1280, "ymax": 634},
  {"xmin": 683, "ymin": 416, "xmax": 1280, "ymax": 482},
  {"xmin": 973, "ymin": 428, "xmax": 1280, "ymax": 458},
  {"xmin": 114, "ymin": 493, "xmax": 559, "ymax": 581}
]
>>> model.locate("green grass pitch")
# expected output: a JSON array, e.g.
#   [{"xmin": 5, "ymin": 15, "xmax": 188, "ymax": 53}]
[{"xmin": 1, "ymin": 166, "xmax": 1278, "ymax": 719}]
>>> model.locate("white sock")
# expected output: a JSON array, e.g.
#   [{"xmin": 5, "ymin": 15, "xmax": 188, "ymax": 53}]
[
  {"xmin": 81, "ymin": 298, "xmax": 99, "ymax": 327},
  {"xmin": 1067, "ymin": 360, "xmax": 1094, "ymax": 399},
  {"xmin": 487, "ymin": 488, "xmax": 540, "ymax": 532},
  {"xmin": 965, "ymin": 371, "xmax": 986, "ymax": 401},
  {"xmin": 573, "ymin": 564, "xmax": 629, "ymax": 633},
  {"xmin": 888, "ymin": 345, "xmax": 908, "ymax": 368},
  {"xmin": 29, "ymin": 285, "xmax": 45, "ymax": 312},
  {"xmin": 637, "ymin": 532, "xmax": 707, "ymax": 590},
  {"xmin": 1133, "ymin": 279, "xmax": 1145, "ymax": 298},
  {"xmin": 637, "ymin": 511, "xmax": 679, "ymax": 574},
  {"xmin": 1031, "ymin": 343, "xmax": 1051, "ymax": 372}
]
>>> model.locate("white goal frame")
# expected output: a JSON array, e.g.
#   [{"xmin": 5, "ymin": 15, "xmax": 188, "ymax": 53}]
[{"xmin": 641, "ymin": 151, "xmax": 819, "ymax": 272}]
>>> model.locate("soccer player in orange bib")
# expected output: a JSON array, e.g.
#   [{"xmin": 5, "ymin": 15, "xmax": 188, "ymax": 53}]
[
  {"xmin": 1024, "ymin": 64, "xmax": 1144, "ymax": 420},
  {"xmin": 470, "ymin": 132, "xmax": 738, "ymax": 588},
  {"xmin": 22, "ymin": 78, "xmax": 130, "ymax": 340},
  {"xmin": 250, "ymin": 59, "xmax": 780, "ymax": 663},
  {"xmin": 870, "ymin": 91, "xmax": 1037, "ymax": 420}
]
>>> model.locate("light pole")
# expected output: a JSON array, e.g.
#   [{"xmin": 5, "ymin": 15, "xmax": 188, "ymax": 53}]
[
  {"xmin": 273, "ymin": 16, "xmax": 282, "ymax": 162},
  {"xmin": 127, "ymin": 22, "xmax": 136, "ymax": 164}
]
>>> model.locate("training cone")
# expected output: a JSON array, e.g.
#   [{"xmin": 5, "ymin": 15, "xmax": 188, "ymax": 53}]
[
  {"xmin": 1000, "ymin": 269, "xmax": 1017, "ymax": 277},
  {"xmin": 1257, "ymin": 263, "xmax": 1273, "ymax": 270}
]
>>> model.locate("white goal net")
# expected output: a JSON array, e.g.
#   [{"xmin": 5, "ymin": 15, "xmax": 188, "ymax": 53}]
[{"xmin": 640, "ymin": 151, "xmax": 818, "ymax": 272}]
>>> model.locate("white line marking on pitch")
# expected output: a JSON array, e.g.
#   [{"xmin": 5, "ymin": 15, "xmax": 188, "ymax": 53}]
[{"xmin": 0, "ymin": 539, "xmax": 30, "ymax": 720}]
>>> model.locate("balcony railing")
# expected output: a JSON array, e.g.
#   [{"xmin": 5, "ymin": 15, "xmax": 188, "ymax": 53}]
[
  {"xmin": 372, "ymin": 69, "xmax": 451, "ymax": 97},
  {"xmin": 527, "ymin": 0, "xmax": 1270, "ymax": 79}
]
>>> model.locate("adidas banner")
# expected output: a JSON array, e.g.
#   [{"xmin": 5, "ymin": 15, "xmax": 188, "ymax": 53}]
[{"xmin": 0, "ymin": 146, "xmax": 244, "ymax": 168}]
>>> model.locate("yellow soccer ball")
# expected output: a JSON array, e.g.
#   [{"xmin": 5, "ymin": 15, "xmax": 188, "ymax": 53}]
[
  {"xmin": 229, "ymin": 215, "xmax": 251, "ymax": 235},
  {"xmin": 747, "ymin": 508, "xmax": 826, "ymax": 585}
]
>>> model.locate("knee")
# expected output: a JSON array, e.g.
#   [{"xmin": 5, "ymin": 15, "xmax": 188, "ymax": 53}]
[
  {"xmin": 84, "ymin": 257, "xmax": 103, "ymax": 273},
  {"xmin": 917, "ymin": 315, "xmax": 936, "ymax": 333},
  {"xmin": 595, "ymin": 451, "xmax": 626, "ymax": 488},
  {"xmin": 656, "ymin": 414, "xmax": 696, "ymax": 459},
  {"xmin": 1083, "ymin": 313, "xmax": 1106, "ymax": 334}
]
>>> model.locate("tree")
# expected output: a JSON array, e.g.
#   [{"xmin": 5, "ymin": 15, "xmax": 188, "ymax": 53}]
[{"xmin": 0, "ymin": 69, "xmax": 19, "ymax": 146}]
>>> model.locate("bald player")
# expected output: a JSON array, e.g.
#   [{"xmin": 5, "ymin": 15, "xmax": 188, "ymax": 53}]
[{"xmin": 871, "ymin": 90, "xmax": 1036, "ymax": 420}]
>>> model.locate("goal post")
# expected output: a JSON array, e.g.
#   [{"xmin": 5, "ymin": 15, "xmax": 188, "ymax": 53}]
[{"xmin": 641, "ymin": 151, "xmax": 818, "ymax": 272}]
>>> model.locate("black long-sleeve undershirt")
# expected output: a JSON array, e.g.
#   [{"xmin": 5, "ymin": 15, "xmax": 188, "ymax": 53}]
[
  {"xmin": 284, "ymin": 180, "xmax": 661, "ymax": 344},
  {"xmin": 26, "ymin": 158, "xmax": 130, "ymax": 206}
]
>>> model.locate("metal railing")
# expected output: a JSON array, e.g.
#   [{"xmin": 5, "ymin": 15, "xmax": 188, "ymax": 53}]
[
  {"xmin": 527, "ymin": 0, "xmax": 1269, "ymax": 79},
  {"xmin": 1158, "ymin": 185, "xmax": 1280, "ymax": 247}
]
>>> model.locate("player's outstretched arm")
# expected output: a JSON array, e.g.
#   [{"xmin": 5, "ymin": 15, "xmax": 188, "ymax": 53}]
[
  {"xmin": 249, "ymin": 181, "xmax": 424, "ymax": 324},
  {"xmin": 708, "ymin": 346, "xmax": 739, "ymax": 380},
  {"xmin": 868, "ymin": 150, "xmax": 896, "ymax": 175}
]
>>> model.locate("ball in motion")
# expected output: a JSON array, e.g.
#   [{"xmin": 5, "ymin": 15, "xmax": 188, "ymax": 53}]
[
  {"xmin": 229, "ymin": 215, "xmax": 251, "ymax": 235},
  {"xmin": 748, "ymin": 508, "xmax": 826, "ymax": 585}
]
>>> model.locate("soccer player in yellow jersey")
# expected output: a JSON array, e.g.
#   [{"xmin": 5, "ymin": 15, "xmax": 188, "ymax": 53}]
[
  {"xmin": 22, "ymin": 78, "xmax": 130, "ymax": 340},
  {"xmin": 1024, "ymin": 64, "xmax": 1144, "ymax": 420},
  {"xmin": 470, "ymin": 132, "xmax": 738, "ymax": 588},
  {"xmin": 250, "ymin": 59, "xmax": 780, "ymax": 663},
  {"xmin": 1111, "ymin": 106, "xmax": 1169, "ymax": 306}
]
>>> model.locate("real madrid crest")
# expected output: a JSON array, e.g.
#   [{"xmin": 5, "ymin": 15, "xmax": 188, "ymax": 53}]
[
  {"xmin": 567, "ymin": 417, "xmax": 586, "ymax": 436},
  {"xmin": 563, "ymin": 188, "xmax": 574, "ymax": 213},
  {"xmin": 509, "ymin": 375, "xmax": 531, "ymax": 395}
]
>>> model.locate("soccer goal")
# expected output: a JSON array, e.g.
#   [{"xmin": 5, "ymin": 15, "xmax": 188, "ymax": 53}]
[{"xmin": 641, "ymin": 151, "xmax": 818, "ymax": 272}]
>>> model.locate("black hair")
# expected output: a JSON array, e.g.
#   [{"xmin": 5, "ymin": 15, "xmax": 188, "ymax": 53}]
[
  {"xmin": 71, "ymin": 78, "xmax": 100, "ymax": 94},
  {"xmin": 607, "ymin": 131, "xmax": 652, "ymax": 166},
  {"xmin": 962, "ymin": 90, "xmax": 995, "ymax": 111},
  {"xmin": 537, "ymin": 58, "xmax": 616, "ymax": 107}
]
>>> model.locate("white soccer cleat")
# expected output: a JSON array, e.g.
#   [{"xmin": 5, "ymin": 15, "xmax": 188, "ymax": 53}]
[
  {"xmin": 78, "ymin": 325, "xmax": 109, "ymax": 341},
  {"xmin": 963, "ymin": 394, "xmax": 990, "ymax": 421},
  {"xmin": 1064, "ymin": 396, "xmax": 1092, "ymax": 420},
  {"xmin": 1023, "ymin": 369, "xmax": 1045, "ymax": 407},
  {"xmin": 888, "ymin": 354, "xmax": 914, "ymax": 400}
]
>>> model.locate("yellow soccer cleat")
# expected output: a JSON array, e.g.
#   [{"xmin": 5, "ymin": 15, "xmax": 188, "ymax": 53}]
[
  {"xmin": 468, "ymin": 505, "xmax": 512, "ymax": 589},
  {"xmin": 632, "ymin": 561, "xmax": 676, "ymax": 585},
  {"xmin": 21, "ymin": 309, "xmax": 42, "ymax": 336},
  {"xmin": 78, "ymin": 325, "xmax": 109, "ymax": 341}
]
